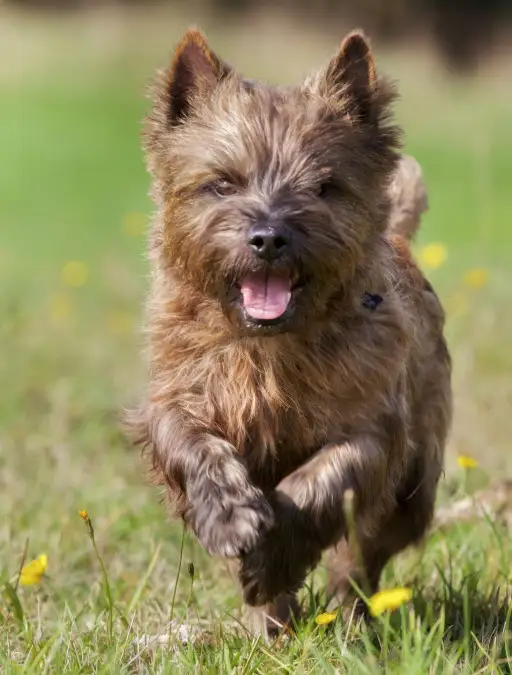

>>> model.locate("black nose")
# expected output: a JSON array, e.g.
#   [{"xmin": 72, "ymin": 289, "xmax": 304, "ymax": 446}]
[{"xmin": 247, "ymin": 225, "xmax": 290, "ymax": 261}]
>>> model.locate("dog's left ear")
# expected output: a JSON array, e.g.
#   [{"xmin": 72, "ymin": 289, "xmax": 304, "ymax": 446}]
[{"xmin": 320, "ymin": 30, "xmax": 377, "ymax": 122}]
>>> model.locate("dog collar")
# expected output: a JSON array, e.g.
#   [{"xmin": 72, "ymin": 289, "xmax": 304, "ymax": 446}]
[{"xmin": 361, "ymin": 293, "xmax": 383, "ymax": 311}]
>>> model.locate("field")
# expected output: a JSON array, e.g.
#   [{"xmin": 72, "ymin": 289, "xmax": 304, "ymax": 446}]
[{"xmin": 1, "ymin": 7, "xmax": 512, "ymax": 673}]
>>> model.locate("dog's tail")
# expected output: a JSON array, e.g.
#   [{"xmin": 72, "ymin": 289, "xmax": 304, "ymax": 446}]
[{"xmin": 387, "ymin": 155, "xmax": 428, "ymax": 241}]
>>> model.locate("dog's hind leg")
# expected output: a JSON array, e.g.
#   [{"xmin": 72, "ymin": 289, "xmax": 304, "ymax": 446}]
[{"xmin": 325, "ymin": 456, "xmax": 439, "ymax": 615}]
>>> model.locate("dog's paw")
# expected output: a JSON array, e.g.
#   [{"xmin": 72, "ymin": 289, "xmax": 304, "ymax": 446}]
[
  {"xmin": 240, "ymin": 536, "xmax": 316, "ymax": 606},
  {"xmin": 239, "ymin": 544, "xmax": 277, "ymax": 606},
  {"xmin": 189, "ymin": 488, "xmax": 274, "ymax": 558},
  {"xmin": 239, "ymin": 505, "xmax": 322, "ymax": 606}
]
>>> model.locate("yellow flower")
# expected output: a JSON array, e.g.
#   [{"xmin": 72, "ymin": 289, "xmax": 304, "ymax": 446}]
[
  {"xmin": 368, "ymin": 587, "xmax": 412, "ymax": 617},
  {"xmin": 20, "ymin": 554, "xmax": 48, "ymax": 586},
  {"xmin": 61, "ymin": 261, "xmax": 89, "ymax": 287},
  {"xmin": 315, "ymin": 611, "xmax": 338, "ymax": 626},
  {"xmin": 122, "ymin": 212, "xmax": 147, "ymax": 237},
  {"xmin": 49, "ymin": 291, "xmax": 73, "ymax": 322},
  {"xmin": 417, "ymin": 243, "xmax": 448, "ymax": 271},
  {"xmin": 457, "ymin": 455, "xmax": 479, "ymax": 469},
  {"xmin": 463, "ymin": 268, "xmax": 488, "ymax": 290},
  {"xmin": 79, "ymin": 509, "xmax": 95, "ymax": 538}
]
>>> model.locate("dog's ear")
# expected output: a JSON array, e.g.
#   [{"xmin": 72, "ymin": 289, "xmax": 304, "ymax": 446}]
[
  {"xmin": 320, "ymin": 30, "xmax": 377, "ymax": 122},
  {"xmin": 161, "ymin": 29, "xmax": 230, "ymax": 126}
]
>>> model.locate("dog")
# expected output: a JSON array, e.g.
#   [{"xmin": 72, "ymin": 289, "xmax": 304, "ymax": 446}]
[{"xmin": 127, "ymin": 28, "xmax": 452, "ymax": 638}]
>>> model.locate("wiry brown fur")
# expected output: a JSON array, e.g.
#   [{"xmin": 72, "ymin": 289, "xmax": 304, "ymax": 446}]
[{"xmin": 126, "ymin": 28, "xmax": 452, "ymax": 639}]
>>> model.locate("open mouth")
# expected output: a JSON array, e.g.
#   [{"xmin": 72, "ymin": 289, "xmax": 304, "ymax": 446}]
[{"xmin": 238, "ymin": 269, "xmax": 303, "ymax": 326}]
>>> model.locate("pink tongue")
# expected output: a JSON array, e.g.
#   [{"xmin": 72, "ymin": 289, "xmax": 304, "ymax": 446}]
[{"xmin": 240, "ymin": 271, "xmax": 292, "ymax": 320}]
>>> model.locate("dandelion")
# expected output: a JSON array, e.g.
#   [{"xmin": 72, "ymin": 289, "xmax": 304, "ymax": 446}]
[
  {"xmin": 463, "ymin": 268, "xmax": 488, "ymax": 290},
  {"xmin": 457, "ymin": 455, "xmax": 479, "ymax": 469},
  {"xmin": 122, "ymin": 212, "xmax": 147, "ymax": 237},
  {"xmin": 49, "ymin": 291, "xmax": 73, "ymax": 322},
  {"xmin": 79, "ymin": 509, "xmax": 113, "ymax": 642},
  {"xmin": 368, "ymin": 587, "xmax": 412, "ymax": 617},
  {"xmin": 315, "ymin": 610, "xmax": 338, "ymax": 626},
  {"xmin": 417, "ymin": 243, "xmax": 447, "ymax": 271},
  {"xmin": 20, "ymin": 554, "xmax": 47, "ymax": 586},
  {"xmin": 61, "ymin": 261, "xmax": 89, "ymax": 287},
  {"xmin": 78, "ymin": 509, "xmax": 94, "ymax": 539}
]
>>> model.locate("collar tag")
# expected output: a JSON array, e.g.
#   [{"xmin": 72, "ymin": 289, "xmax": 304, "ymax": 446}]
[{"xmin": 362, "ymin": 292, "xmax": 383, "ymax": 311}]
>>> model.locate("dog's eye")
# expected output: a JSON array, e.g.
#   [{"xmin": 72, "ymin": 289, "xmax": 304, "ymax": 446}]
[{"xmin": 203, "ymin": 179, "xmax": 238, "ymax": 198}]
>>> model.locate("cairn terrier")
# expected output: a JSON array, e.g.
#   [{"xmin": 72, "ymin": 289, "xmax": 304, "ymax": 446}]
[{"xmin": 127, "ymin": 28, "xmax": 452, "ymax": 637}]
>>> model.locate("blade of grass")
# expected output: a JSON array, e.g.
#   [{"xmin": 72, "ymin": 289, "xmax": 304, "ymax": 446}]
[
  {"xmin": 168, "ymin": 524, "xmax": 185, "ymax": 642},
  {"xmin": 127, "ymin": 542, "xmax": 161, "ymax": 616},
  {"xmin": 2, "ymin": 583, "xmax": 24, "ymax": 626}
]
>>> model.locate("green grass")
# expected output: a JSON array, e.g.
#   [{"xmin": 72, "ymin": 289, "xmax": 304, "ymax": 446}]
[{"xmin": 1, "ymin": 7, "xmax": 512, "ymax": 673}]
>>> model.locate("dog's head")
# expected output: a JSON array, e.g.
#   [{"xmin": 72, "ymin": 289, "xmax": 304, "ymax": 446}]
[{"xmin": 145, "ymin": 30, "xmax": 401, "ymax": 336}]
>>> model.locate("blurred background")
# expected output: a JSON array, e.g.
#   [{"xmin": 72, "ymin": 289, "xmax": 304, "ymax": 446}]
[{"xmin": 1, "ymin": 0, "xmax": 511, "ymax": 610}]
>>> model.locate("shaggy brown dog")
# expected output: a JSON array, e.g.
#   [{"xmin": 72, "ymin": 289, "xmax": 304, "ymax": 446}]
[{"xmin": 127, "ymin": 28, "xmax": 452, "ymax": 637}]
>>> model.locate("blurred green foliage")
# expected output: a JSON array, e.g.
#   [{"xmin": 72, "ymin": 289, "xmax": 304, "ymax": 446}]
[{"xmin": 6, "ymin": 0, "xmax": 512, "ymax": 71}]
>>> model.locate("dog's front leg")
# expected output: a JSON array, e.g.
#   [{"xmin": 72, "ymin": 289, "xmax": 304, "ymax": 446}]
[
  {"xmin": 240, "ymin": 433, "xmax": 394, "ymax": 605},
  {"xmin": 147, "ymin": 408, "xmax": 274, "ymax": 558}
]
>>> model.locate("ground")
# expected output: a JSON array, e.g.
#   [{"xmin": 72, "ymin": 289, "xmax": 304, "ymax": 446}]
[{"xmin": 1, "ymin": 7, "xmax": 512, "ymax": 673}]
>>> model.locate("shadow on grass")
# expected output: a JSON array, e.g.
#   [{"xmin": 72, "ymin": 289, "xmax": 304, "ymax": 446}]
[
  {"xmin": 300, "ymin": 571, "xmax": 512, "ymax": 653},
  {"xmin": 412, "ymin": 574, "xmax": 512, "ymax": 643}
]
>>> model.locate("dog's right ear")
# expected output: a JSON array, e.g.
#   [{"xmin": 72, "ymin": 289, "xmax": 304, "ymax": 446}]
[{"xmin": 160, "ymin": 29, "xmax": 230, "ymax": 126}]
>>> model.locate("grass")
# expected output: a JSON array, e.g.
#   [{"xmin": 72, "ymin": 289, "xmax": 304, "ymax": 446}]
[{"xmin": 1, "ymin": 6, "xmax": 512, "ymax": 673}]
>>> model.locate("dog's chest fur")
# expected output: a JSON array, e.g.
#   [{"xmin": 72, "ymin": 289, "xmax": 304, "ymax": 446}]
[{"xmin": 150, "ymin": 284, "xmax": 411, "ymax": 485}]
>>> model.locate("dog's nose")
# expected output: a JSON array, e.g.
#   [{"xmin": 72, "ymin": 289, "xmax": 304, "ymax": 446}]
[{"xmin": 247, "ymin": 225, "xmax": 290, "ymax": 261}]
